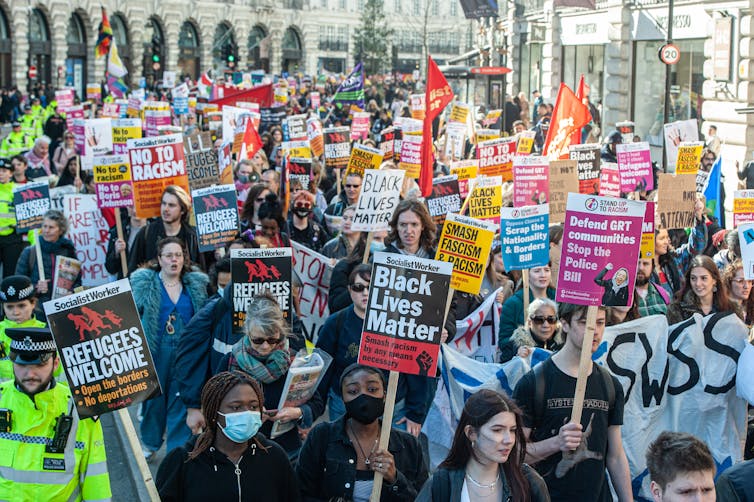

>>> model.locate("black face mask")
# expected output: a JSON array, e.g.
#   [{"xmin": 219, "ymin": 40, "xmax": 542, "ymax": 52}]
[
  {"xmin": 345, "ymin": 394, "xmax": 385, "ymax": 424},
  {"xmin": 294, "ymin": 208, "xmax": 312, "ymax": 218}
]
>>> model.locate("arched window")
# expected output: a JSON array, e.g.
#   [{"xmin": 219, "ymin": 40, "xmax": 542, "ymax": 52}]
[
  {"xmin": 0, "ymin": 7, "xmax": 11, "ymax": 88},
  {"xmin": 28, "ymin": 8, "xmax": 52, "ymax": 85},
  {"xmin": 248, "ymin": 25, "xmax": 268, "ymax": 72},
  {"xmin": 66, "ymin": 13, "xmax": 87, "ymax": 99},
  {"xmin": 178, "ymin": 21, "xmax": 201, "ymax": 80},
  {"xmin": 281, "ymin": 27, "xmax": 302, "ymax": 74},
  {"xmin": 213, "ymin": 23, "xmax": 237, "ymax": 70}
]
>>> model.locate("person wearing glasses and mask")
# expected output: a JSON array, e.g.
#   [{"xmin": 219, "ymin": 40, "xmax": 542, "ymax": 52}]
[
  {"xmin": 217, "ymin": 293, "xmax": 323, "ymax": 460},
  {"xmin": 287, "ymin": 189, "xmax": 330, "ymax": 253},
  {"xmin": 297, "ymin": 363, "xmax": 427, "ymax": 502},
  {"xmin": 156, "ymin": 371, "xmax": 299, "ymax": 501},
  {"xmin": 499, "ymin": 298, "xmax": 562, "ymax": 363},
  {"xmin": 130, "ymin": 237, "xmax": 209, "ymax": 461}
]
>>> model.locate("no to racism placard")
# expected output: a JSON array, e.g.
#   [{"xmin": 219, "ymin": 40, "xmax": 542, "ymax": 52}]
[
  {"xmin": 426, "ymin": 175, "xmax": 461, "ymax": 227},
  {"xmin": 127, "ymin": 134, "xmax": 190, "ymax": 219},
  {"xmin": 477, "ymin": 137, "xmax": 516, "ymax": 180},
  {"xmin": 675, "ymin": 141, "xmax": 704, "ymax": 175},
  {"xmin": 92, "ymin": 154, "xmax": 134, "ymax": 209},
  {"xmin": 111, "ymin": 118, "xmax": 142, "ymax": 155},
  {"xmin": 599, "ymin": 162, "xmax": 621, "ymax": 197},
  {"xmin": 435, "ymin": 213, "xmax": 496, "ymax": 294},
  {"xmin": 500, "ymin": 205, "xmax": 550, "ymax": 270},
  {"xmin": 548, "ymin": 159, "xmax": 578, "ymax": 224},
  {"xmin": 733, "ymin": 190, "xmax": 754, "ymax": 227},
  {"xmin": 346, "ymin": 144, "xmax": 383, "ymax": 178},
  {"xmin": 656, "ymin": 173, "xmax": 696, "ymax": 229},
  {"xmin": 193, "ymin": 185, "xmax": 239, "ymax": 252},
  {"xmin": 231, "ymin": 248, "xmax": 292, "ymax": 333},
  {"xmin": 570, "ymin": 143, "xmax": 601, "ymax": 195},
  {"xmin": 450, "ymin": 159, "xmax": 478, "ymax": 199},
  {"xmin": 557, "ymin": 194, "xmax": 645, "ymax": 306},
  {"xmin": 324, "ymin": 127, "xmax": 351, "ymax": 170},
  {"xmin": 513, "ymin": 155, "xmax": 549, "ymax": 207},
  {"xmin": 13, "ymin": 181, "xmax": 50, "ymax": 232},
  {"xmin": 616, "ymin": 141, "xmax": 653, "ymax": 192},
  {"xmin": 358, "ymin": 253, "xmax": 452, "ymax": 376},
  {"xmin": 467, "ymin": 175, "xmax": 502, "ymax": 224},
  {"xmin": 351, "ymin": 169, "xmax": 405, "ymax": 232},
  {"xmin": 43, "ymin": 279, "xmax": 161, "ymax": 419}
]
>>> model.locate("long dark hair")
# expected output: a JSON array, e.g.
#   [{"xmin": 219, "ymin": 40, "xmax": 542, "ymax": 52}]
[
  {"xmin": 385, "ymin": 199, "xmax": 436, "ymax": 252},
  {"xmin": 240, "ymin": 183, "xmax": 270, "ymax": 223},
  {"xmin": 440, "ymin": 389, "xmax": 530, "ymax": 502},
  {"xmin": 676, "ymin": 254, "xmax": 734, "ymax": 312},
  {"xmin": 722, "ymin": 259, "xmax": 753, "ymax": 323}
]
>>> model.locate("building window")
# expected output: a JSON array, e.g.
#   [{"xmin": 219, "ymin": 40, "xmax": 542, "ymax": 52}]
[
  {"xmin": 413, "ymin": 0, "xmax": 420, "ymax": 16},
  {"xmin": 431, "ymin": 0, "xmax": 439, "ymax": 16},
  {"xmin": 394, "ymin": 0, "xmax": 401, "ymax": 13},
  {"xmin": 340, "ymin": 0, "xmax": 346, "ymax": 9},
  {"xmin": 450, "ymin": 1, "xmax": 457, "ymax": 16}
]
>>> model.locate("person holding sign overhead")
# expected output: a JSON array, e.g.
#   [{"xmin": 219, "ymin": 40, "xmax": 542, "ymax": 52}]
[{"xmin": 0, "ymin": 327, "xmax": 112, "ymax": 501}]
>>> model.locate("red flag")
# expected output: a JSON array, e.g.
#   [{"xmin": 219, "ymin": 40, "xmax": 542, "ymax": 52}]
[
  {"xmin": 420, "ymin": 56, "xmax": 454, "ymax": 197},
  {"xmin": 543, "ymin": 83, "xmax": 592, "ymax": 160},
  {"xmin": 241, "ymin": 119, "xmax": 263, "ymax": 160},
  {"xmin": 569, "ymin": 75, "xmax": 588, "ymax": 148}
]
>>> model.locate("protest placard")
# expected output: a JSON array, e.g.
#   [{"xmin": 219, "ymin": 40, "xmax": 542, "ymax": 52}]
[
  {"xmin": 346, "ymin": 144, "xmax": 384, "ymax": 178},
  {"xmin": 52, "ymin": 256, "xmax": 81, "ymax": 299},
  {"xmin": 675, "ymin": 141, "xmax": 704, "ymax": 175},
  {"xmin": 379, "ymin": 127, "xmax": 395, "ymax": 161},
  {"xmin": 476, "ymin": 129, "xmax": 500, "ymax": 144},
  {"xmin": 467, "ymin": 175, "xmax": 502, "ymax": 224},
  {"xmin": 282, "ymin": 139, "xmax": 312, "ymax": 160},
  {"xmin": 260, "ymin": 106, "xmax": 286, "ymax": 131},
  {"xmin": 513, "ymin": 155, "xmax": 549, "ymax": 207},
  {"xmin": 598, "ymin": 162, "xmax": 621, "ymax": 197},
  {"xmin": 172, "ymin": 83, "xmax": 189, "ymax": 115},
  {"xmin": 739, "ymin": 224, "xmax": 754, "ymax": 279},
  {"xmin": 101, "ymin": 103, "xmax": 119, "ymax": 119},
  {"xmin": 64, "ymin": 194, "xmax": 110, "ymax": 286},
  {"xmin": 695, "ymin": 169, "xmax": 709, "ymax": 194},
  {"xmin": 56, "ymin": 88, "xmax": 75, "ymax": 112},
  {"xmin": 500, "ymin": 205, "xmax": 550, "ymax": 270},
  {"xmin": 310, "ymin": 92, "xmax": 320, "ymax": 110},
  {"xmin": 617, "ymin": 141, "xmax": 653, "ymax": 192},
  {"xmin": 218, "ymin": 142, "xmax": 234, "ymax": 185},
  {"xmin": 86, "ymin": 83, "xmax": 102, "ymax": 103},
  {"xmin": 444, "ymin": 122, "xmax": 467, "ymax": 161},
  {"xmin": 426, "ymin": 176, "xmax": 461, "ymax": 227},
  {"xmin": 352, "ymin": 169, "xmax": 405, "ymax": 232},
  {"xmin": 66, "ymin": 105, "xmax": 85, "ymax": 130},
  {"xmin": 142, "ymin": 102, "xmax": 171, "ymax": 137},
  {"xmin": 656, "ymin": 173, "xmax": 696, "ymax": 229},
  {"xmin": 450, "ymin": 159, "xmax": 478, "ymax": 199},
  {"xmin": 291, "ymin": 241, "xmax": 332, "ymax": 343},
  {"xmin": 307, "ymin": 117, "xmax": 324, "ymax": 157},
  {"xmin": 111, "ymin": 118, "xmax": 142, "ymax": 155},
  {"xmin": 733, "ymin": 190, "xmax": 754, "ymax": 227},
  {"xmin": 288, "ymin": 157, "xmax": 313, "ymax": 189},
  {"xmin": 397, "ymin": 117, "xmax": 422, "ymax": 134},
  {"xmin": 351, "ymin": 112, "xmax": 371, "ymax": 141},
  {"xmin": 222, "ymin": 105, "xmax": 250, "ymax": 144},
  {"xmin": 516, "ymin": 131, "xmax": 535, "ymax": 155},
  {"xmin": 284, "ymin": 114, "xmax": 308, "ymax": 141},
  {"xmin": 409, "ymin": 94, "xmax": 426, "ymax": 120},
  {"xmin": 127, "ymin": 134, "xmax": 190, "ymax": 219},
  {"xmin": 556, "ymin": 194, "xmax": 644, "ymax": 306},
  {"xmin": 126, "ymin": 98, "xmax": 141, "ymax": 118},
  {"xmin": 436, "ymin": 213, "xmax": 496, "ymax": 294},
  {"xmin": 183, "ymin": 132, "xmax": 220, "ymax": 190},
  {"xmin": 664, "ymin": 119, "xmax": 699, "ymax": 171},
  {"xmin": 477, "ymin": 137, "xmax": 516, "ymax": 180},
  {"xmin": 193, "ymin": 185, "xmax": 239, "ymax": 252},
  {"xmin": 13, "ymin": 181, "xmax": 50, "ymax": 232},
  {"xmin": 448, "ymin": 102, "xmax": 469, "ymax": 124},
  {"xmin": 392, "ymin": 126, "xmax": 403, "ymax": 162},
  {"xmin": 324, "ymin": 127, "xmax": 351, "ymax": 170},
  {"xmin": 92, "ymin": 154, "xmax": 134, "ymax": 209},
  {"xmin": 641, "ymin": 201, "xmax": 655, "ymax": 259},
  {"xmin": 49, "ymin": 185, "xmax": 77, "ymax": 212},
  {"xmin": 358, "ymin": 252, "xmax": 452, "ymax": 375},
  {"xmin": 80, "ymin": 118, "xmax": 114, "ymax": 158},
  {"xmin": 231, "ymin": 247, "xmax": 292, "ymax": 333},
  {"xmin": 548, "ymin": 159, "xmax": 578, "ymax": 224},
  {"xmin": 569, "ymin": 143, "xmax": 601, "ymax": 195},
  {"xmin": 43, "ymin": 279, "xmax": 161, "ymax": 418},
  {"xmin": 399, "ymin": 134, "xmax": 422, "ymax": 178}
]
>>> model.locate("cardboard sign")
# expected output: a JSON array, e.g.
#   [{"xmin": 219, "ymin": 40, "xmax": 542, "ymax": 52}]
[
  {"xmin": 13, "ymin": 181, "xmax": 50, "ymax": 232},
  {"xmin": 351, "ymin": 112, "xmax": 371, "ymax": 141},
  {"xmin": 450, "ymin": 160, "xmax": 479, "ymax": 199},
  {"xmin": 93, "ymin": 154, "xmax": 134, "ymax": 209},
  {"xmin": 733, "ymin": 190, "xmax": 754, "ymax": 227},
  {"xmin": 231, "ymin": 248, "xmax": 293, "ymax": 333},
  {"xmin": 500, "ymin": 205, "xmax": 549, "ymax": 272},
  {"xmin": 52, "ymin": 256, "xmax": 81, "ymax": 299},
  {"xmin": 548, "ymin": 160, "xmax": 578, "ymax": 224},
  {"xmin": 557, "ymin": 194, "xmax": 645, "ymax": 306},
  {"xmin": 307, "ymin": 117, "xmax": 325, "ymax": 158},
  {"xmin": 569, "ymin": 143, "xmax": 601, "ymax": 195},
  {"xmin": 291, "ymin": 241, "xmax": 332, "ymax": 343},
  {"xmin": 467, "ymin": 175, "xmax": 502, "ymax": 224},
  {"xmin": 64, "ymin": 194, "xmax": 110, "ymax": 286},
  {"xmin": 127, "ymin": 134, "xmax": 190, "ymax": 219},
  {"xmin": 656, "ymin": 173, "xmax": 696, "ymax": 229},
  {"xmin": 399, "ymin": 134, "xmax": 422, "ymax": 178},
  {"xmin": 288, "ymin": 158, "xmax": 313, "ymax": 190},
  {"xmin": 379, "ymin": 127, "xmax": 395, "ymax": 161},
  {"xmin": 184, "ymin": 132, "xmax": 220, "ymax": 191},
  {"xmin": 513, "ymin": 155, "xmax": 549, "ymax": 207},
  {"xmin": 444, "ymin": 122, "xmax": 467, "ymax": 161},
  {"xmin": 358, "ymin": 252, "xmax": 452, "ymax": 376},
  {"xmin": 477, "ymin": 137, "xmax": 516, "ymax": 180},
  {"xmin": 436, "ymin": 213, "xmax": 496, "ymax": 294},
  {"xmin": 598, "ymin": 162, "xmax": 621, "ymax": 197},
  {"xmin": 448, "ymin": 102, "xmax": 469, "ymax": 124},
  {"xmin": 324, "ymin": 127, "xmax": 351, "ymax": 170},
  {"xmin": 639, "ymin": 201, "xmax": 655, "ymax": 259},
  {"xmin": 352, "ymin": 169, "xmax": 405, "ymax": 232},
  {"xmin": 617, "ymin": 141, "xmax": 653, "ymax": 192},
  {"xmin": 111, "ymin": 118, "xmax": 142, "ymax": 155},
  {"xmin": 346, "ymin": 144, "xmax": 384, "ymax": 178},
  {"xmin": 675, "ymin": 141, "xmax": 704, "ymax": 175},
  {"xmin": 426, "ymin": 175, "xmax": 461, "ymax": 227},
  {"xmin": 516, "ymin": 131, "xmax": 535, "ymax": 155},
  {"xmin": 193, "ymin": 185, "xmax": 239, "ymax": 252},
  {"xmin": 43, "ymin": 279, "xmax": 161, "ymax": 419}
]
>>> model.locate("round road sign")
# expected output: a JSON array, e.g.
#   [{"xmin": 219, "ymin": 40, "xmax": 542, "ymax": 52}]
[
  {"xmin": 659, "ymin": 44, "xmax": 681, "ymax": 65},
  {"xmin": 28, "ymin": 65, "xmax": 37, "ymax": 79}
]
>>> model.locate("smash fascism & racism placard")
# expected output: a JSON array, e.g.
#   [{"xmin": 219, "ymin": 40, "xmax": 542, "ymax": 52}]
[{"xmin": 435, "ymin": 213, "xmax": 496, "ymax": 294}]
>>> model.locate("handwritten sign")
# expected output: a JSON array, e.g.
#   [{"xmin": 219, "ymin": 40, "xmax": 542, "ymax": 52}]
[
  {"xmin": 657, "ymin": 173, "xmax": 696, "ymax": 229},
  {"xmin": 547, "ymin": 160, "xmax": 578, "ymax": 224}
]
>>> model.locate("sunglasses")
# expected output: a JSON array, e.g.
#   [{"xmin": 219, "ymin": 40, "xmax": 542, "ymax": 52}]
[
  {"xmin": 530, "ymin": 315, "xmax": 557, "ymax": 325},
  {"xmin": 345, "ymin": 184, "xmax": 361, "ymax": 189},
  {"xmin": 250, "ymin": 336, "xmax": 282, "ymax": 346},
  {"xmin": 349, "ymin": 283, "xmax": 369, "ymax": 292}
]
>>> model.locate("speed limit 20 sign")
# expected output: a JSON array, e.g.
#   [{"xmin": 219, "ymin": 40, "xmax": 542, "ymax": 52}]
[{"xmin": 659, "ymin": 44, "xmax": 681, "ymax": 65}]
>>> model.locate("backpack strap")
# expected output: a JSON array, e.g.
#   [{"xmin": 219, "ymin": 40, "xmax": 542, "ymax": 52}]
[
  {"xmin": 595, "ymin": 364, "xmax": 616, "ymax": 410},
  {"xmin": 532, "ymin": 359, "xmax": 547, "ymax": 428}
]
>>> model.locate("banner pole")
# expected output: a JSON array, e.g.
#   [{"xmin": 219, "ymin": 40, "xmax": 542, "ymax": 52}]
[
  {"xmin": 570, "ymin": 305, "xmax": 598, "ymax": 425},
  {"xmin": 362, "ymin": 232, "xmax": 373, "ymax": 264},
  {"xmin": 34, "ymin": 228, "xmax": 45, "ymax": 282},
  {"xmin": 369, "ymin": 370, "xmax": 399, "ymax": 502},
  {"xmin": 522, "ymin": 269, "xmax": 530, "ymax": 321},
  {"xmin": 115, "ymin": 408, "xmax": 161, "ymax": 501},
  {"xmin": 115, "ymin": 209, "xmax": 128, "ymax": 277}
]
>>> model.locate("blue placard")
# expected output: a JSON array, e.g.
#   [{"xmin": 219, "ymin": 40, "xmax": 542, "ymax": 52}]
[{"xmin": 499, "ymin": 205, "xmax": 550, "ymax": 270}]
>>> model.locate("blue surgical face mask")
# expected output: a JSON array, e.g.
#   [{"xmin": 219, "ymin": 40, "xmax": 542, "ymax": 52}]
[
  {"xmin": 237, "ymin": 174, "xmax": 250, "ymax": 184},
  {"xmin": 216, "ymin": 286, "xmax": 224, "ymax": 297},
  {"xmin": 370, "ymin": 241, "xmax": 386, "ymax": 253},
  {"xmin": 217, "ymin": 410, "xmax": 262, "ymax": 443}
]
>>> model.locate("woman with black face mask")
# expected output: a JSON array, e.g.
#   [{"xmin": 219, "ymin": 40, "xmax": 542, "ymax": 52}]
[{"xmin": 296, "ymin": 364, "xmax": 428, "ymax": 501}]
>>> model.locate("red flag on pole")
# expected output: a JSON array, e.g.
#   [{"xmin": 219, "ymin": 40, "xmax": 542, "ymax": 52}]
[
  {"xmin": 569, "ymin": 75, "xmax": 588, "ymax": 148},
  {"xmin": 241, "ymin": 120, "xmax": 263, "ymax": 160},
  {"xmin": 420, "ymin": 56, "xmax": 454, "ymax": 197},
  {"xmin": 543, "ymin": 83, "xmax": 592, "ymax": 160}
]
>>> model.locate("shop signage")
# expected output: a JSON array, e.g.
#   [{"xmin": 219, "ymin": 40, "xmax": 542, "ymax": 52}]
[{"xmin": 713, "ymin": 17, "xmax": 732, "ymax": 82}]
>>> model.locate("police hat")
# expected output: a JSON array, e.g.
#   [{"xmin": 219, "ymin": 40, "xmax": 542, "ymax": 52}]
[
  {"xmin": 7, "ymin": 327, "xmax": 57, "ymax": 365},
  {"xmin": 0, "ymin": 275, "xmax": 35, "ymax": 302},
  {"xmin": 23, "ymin": 104, "xmax": 31, "ymax": 111},
  {"xmin": 0, "ymin": 159, "xmax": 10, "ymax": 171},
  {"xmin": 11, "ymin": 121, "xmax": 20, "ymax": 128}
]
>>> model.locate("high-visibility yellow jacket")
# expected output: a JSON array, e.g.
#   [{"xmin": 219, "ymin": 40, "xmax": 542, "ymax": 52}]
[
  {"xmin": 0, "ymin": 131, "xmax": 33, "ymax": 158},
  {"xmin": 0, "ymin": 317, "xmax": 48, "ymax": 382},
  {"xmin": 19, "ymin": 114, "xmax": 42, "ymax": 141},
  {"xmin": 0, "ymin": 181, "xmax": 16, "ymax": 237},
  {"xmin": 0, "ymin": 380, "xmax": 112, "ymax": 501}
]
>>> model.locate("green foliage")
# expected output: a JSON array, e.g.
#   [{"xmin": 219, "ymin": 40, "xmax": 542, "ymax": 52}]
[{"xmin": 353, "ymin": 0, "xmax": 394, "ymax": 74}]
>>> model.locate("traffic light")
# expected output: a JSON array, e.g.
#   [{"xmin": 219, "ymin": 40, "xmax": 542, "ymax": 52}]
[
  {"xmin": 226, "ymin": 43, "xmax": 237, "ymax": 69},
  {"xmin": 151, "ymin": 38, "xmax": 162, "ymax": 71}
]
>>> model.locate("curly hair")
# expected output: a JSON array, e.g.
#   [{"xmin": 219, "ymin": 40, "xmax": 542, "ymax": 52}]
[
  {"xmin": 384, "ymin": 199, "xmax": 436, "ymax": 253},
  {"xmin": 244, "ymin": 292, "xmax": 290, "ymax": 341}
]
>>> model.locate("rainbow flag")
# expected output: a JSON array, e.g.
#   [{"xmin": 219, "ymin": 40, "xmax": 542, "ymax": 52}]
[{"xmin": 95, "ymin": 7, "xmax": 113, "ymax": 58}]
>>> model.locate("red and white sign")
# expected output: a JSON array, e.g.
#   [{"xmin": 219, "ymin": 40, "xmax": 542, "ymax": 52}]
[
  {"xmin": 28, "ymin": 65, "xmax": 37, "ymax": 80},
  {"xmin": 659, "ymin": 44, "xmax": 681, "ymax": 65}
]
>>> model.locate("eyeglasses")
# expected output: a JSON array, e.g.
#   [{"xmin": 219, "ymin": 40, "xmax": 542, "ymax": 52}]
[
  {"xmin": 349, "ymin": 283, "xmax": 369, "ymax": 293},
  {"xmin": 345, "ymin": 184, "xmax": 361, "ymax": 189},
  {"xmin": 161, "ymin": 253, "xmax": 183, "ymax": 260},
  {"xmin": 733, "ymin": 279, "xmax": 753, "ymax": 286},
  {"xmin": 250, "ymin": 336, "xmax": 282, "ymax": 346},
  {"xmin": 530, "ymin": 315, "xmax": 557, "ymax": 325}
]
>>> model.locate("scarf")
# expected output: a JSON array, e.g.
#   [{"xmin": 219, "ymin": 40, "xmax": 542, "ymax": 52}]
[{"xmin": 229, "ymin": 336, "xmax": 291, "ymax": 384}]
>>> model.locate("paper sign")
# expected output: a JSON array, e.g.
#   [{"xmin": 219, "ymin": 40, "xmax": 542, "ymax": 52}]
[
  {"xmin": 467, "ymin": 175, "xmax": 502, "ymax": 224},
  {"xmin": 399, "ymin": 134, "xmax": 422, "ymax": 178},
  {"xmin": 409, "ymin": 94, "xmax": 426, "ymax": 120},
  {"xmin": 284, "ymin": 114, "xmax": 308, "ymax": 141},
  {"xmin": 449, "ymin": 102, "xmax": 469, "ymax": 124},
  {"xmin": 291, "ymin": 241, "xmax": 332, "ymax": 343},
  {"xmin": 513, "ymin": 155, "xmax": 549, "ymax": 207},
  {"xmin": 184, "ymin": 132, "xmax": 220, "ymax": 190},
  {"xmin": 352, "ymin": 169, "xmax": 405, "ymax": 232},
  {"xmin": 282, "ymin": 139, "xmax": 312, "ymax": 160},
  {"xmin": 450, "ymin": 160, "xmax": 479, "ymax": 199},
  {"xmin": 476, "ymin": 129, "xmax": 500, "ymax": 144},
  {"xmin": 193, "ymin": 185, "xmax": 239, "ymax": 252},
  {"xmin": 358, "ymin": 252, "xmax": 452, "ymax": 376},
  {"xmin": 112, "ymin": 118, "xmax": 142, "ymax": 155},
  {"xmin": 500, "ymin": 204, "xmax": 550, "ymax": 270},
  {"xmin": 55, "ymin": 89, "xmax": 75, "ymax": 112},
  {"xmin": 426, "ymin": 175, "xmax": 461, "ymax": 227},
  {"xmin": 547, "ymin": 159, "xmax": 578, "ymax": 224},
  {"xmin": 82, "ymin": 118, "xmax": 114, "ymax": 157},
  {"xmin": 92, "ymin": 154, "xmax": 134, "ymax": 209},
  {"xmin": 51, "ymin": 256, "xmax": 81, "ymax": 299},
  {"xmin": 351, "ymin": 112, "xmax": 371, "ymax": 141},
  {"xmin": 675, "ymin": 141, "xmax": 704, "ymax": 175},
  {"xmin": 346, "ymin": 144, "xmax": 384, "ymax": 178},
  {"xmin": 13, "ymin": 181, "xmax": 51, "ymax": 232},
  {"xmin": 517, "ymin": 131, "xmax": 535, "ymax": 155},
  {"xmin": 557, "ymin": 194, "xmax": 645, "ymax": 306},
  {"xmin": 734, "ymin": 190, "xmax": 754, "ymax": 227},
  {"xmin": 477, "ymin": 137, "xmax": 516, "ymax": 180},
  {"xmin": 598, "ymin": 162, "xmax": 621, "ymax": 197},
  {"xmin": 435, "ymin": 213, "xmax": 496, "ymax": 294},
  {"xmin": 324, "ymin": 127, "xmax": 351, "ymax": 170},
  {"xmin": 664, "ymin": 119, "xmax": 699, "ymax": 171},
  {"xmin": 640, "ymin": 201, "xmax": 655, "ymax": 259},
  {"xmin": 569, "ymin": 144, "xmax": 601, "ymax": 195},
  {"xmin": 656, "ymin": 173, "xmax": 696, "ymax": 229},
  {"xmin": 307, "ymin": 117, "xmax": 325, "ymax": 158},
  {"xmin": 444, "ymin": 122, "xmax": 467, "ymax": 161},
  {"xmin": 64, "ymin": 194, "xmax": 110, "ymax": 286},
  {"xmin": 617, "ymin": 141, "xmax": 653, "ymax": 192},
  {"xmin": 86, "ymin": 83, "xmax": 102, "ymax": 103},
  {"xmin": 288, "ymin": 158, "xmax": 313, "ymax": 190},
  {"xmin": 379, "ymin": 127, "xmax": 395, "ymax": 161}
]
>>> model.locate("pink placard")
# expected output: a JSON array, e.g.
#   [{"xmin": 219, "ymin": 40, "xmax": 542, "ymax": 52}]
[
  {"xmin": 513, "ymin": 155, "xmax": 549, "ymax": 207},
  {"xmin": 616, "ymin": 141, "xmax": 654, "ymax": 192}
]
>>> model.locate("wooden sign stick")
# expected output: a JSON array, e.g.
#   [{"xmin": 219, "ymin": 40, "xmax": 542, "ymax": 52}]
[
  {"xmin": 362, "ymin": 232, "xmax": 373, "ymax": 264},
  {"xmin": 115, "ymin": 210, "xmax": 128, "ymax": 277},
  {"xmin": 522, "ymin": 269, "xmax": 530, "ymax": 321},
  {"xmin": 369, "ymin": 370, "xmax": 399, "ymax": 501},
  {"xmin": 34, "ymin": 229, "xmax": 45, "ymax": 282},
  {"xmin": 570, "ymin": 305, "xmax": 599, "ymax": 425}
]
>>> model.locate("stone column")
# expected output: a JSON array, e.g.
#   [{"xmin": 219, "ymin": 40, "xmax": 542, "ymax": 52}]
[
  {"xmin": 601, "ymin": 0, "xmax": 630, "ymax": 132},
  {"xmin": 541, "ymin": 0, "xmax": 561, "ymax": 100},
  {"xmin": 11, "ymin": 5, "xmax": 30, "ymax": 93}
]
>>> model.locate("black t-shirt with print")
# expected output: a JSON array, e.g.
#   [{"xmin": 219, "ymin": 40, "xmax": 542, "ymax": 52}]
[{"xmin": 513, "ymin": 358, "xmax": 625, "ymax": 502}]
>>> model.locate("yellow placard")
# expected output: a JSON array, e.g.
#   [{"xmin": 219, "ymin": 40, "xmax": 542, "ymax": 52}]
[
  {"xmin": 112, "ymin": 124, "xmax": 142, "ymax": 145},
  {"xmin": 346, "ymin": 145, "xmax": 384, "ymax": 178},
  {"xmin": 675, "ymin": 143, "xmax": 703, "ymax": 175},
  {"xmin": 476, "ymin": 129, "xmax": 501, "ymax": 144},
  {"xmin": 467, "ymin": 183, "xmax": 502, "ymax": 222},
  {"xmin": 449, "ymin": 103, "xmax": 469, "ymax": 124},
  {"xmin": 640, "ymin": 233, "xmax": 655, "ymax": 259},
  {"xmin": 435, "ymin": 214, "xmax": 496, "ymax": 294},
  {"xmin": 517, "ymin": 136, "xmax": 534, "ymax": 154},
  {"xmin": 449, "ymin": 164, "xmax": 478, "ymax": 181}
]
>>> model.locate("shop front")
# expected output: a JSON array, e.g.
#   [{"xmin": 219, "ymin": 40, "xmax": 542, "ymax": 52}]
[{"xmin": 560, "ymin": 11, "xmax": 607, "ymax": 106}]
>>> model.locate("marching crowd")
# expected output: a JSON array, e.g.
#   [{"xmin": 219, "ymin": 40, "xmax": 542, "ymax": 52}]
[{"xmin": 0, "ymin": 73, "xmax": 751, "ymax": 502}]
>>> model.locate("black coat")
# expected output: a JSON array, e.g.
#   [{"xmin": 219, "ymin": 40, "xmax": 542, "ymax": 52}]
[{"xmin": 127, "ymin": 220, "xmax": 202, "ymax": 273}]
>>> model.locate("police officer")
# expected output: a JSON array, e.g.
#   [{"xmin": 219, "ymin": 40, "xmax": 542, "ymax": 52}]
[
  {"xmin": 0, "ymin": 122, "xmax": 33, "ymax": 159},
  {"xmin": 0, "ymin": 327, "xmax": 112, "ymax": 501},
  {"xmin": 0, "ymin": 162, "xmax": 28, "ymax": 280}
]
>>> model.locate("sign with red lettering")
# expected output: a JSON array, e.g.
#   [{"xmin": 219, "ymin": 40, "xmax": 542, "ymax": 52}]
[
  {"xmin": 63, "ymin": 194, "xmax": 110, "ymax": 287},
  {"xmin": 193, "ymin": 185, "xmax": 239, "ymax": 252},
  {"xmin": 477, "ymin": 137, "xmax": 516, "ymax": 180},
  {"xmin": 291, "ymin": 241, "xmax": 333, "ymax": 343}
]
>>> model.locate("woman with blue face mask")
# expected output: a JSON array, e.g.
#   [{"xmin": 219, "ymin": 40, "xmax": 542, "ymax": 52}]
[{"xmin": 156, "ymin": 371, "xmax": 300, "ymax": 501}]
